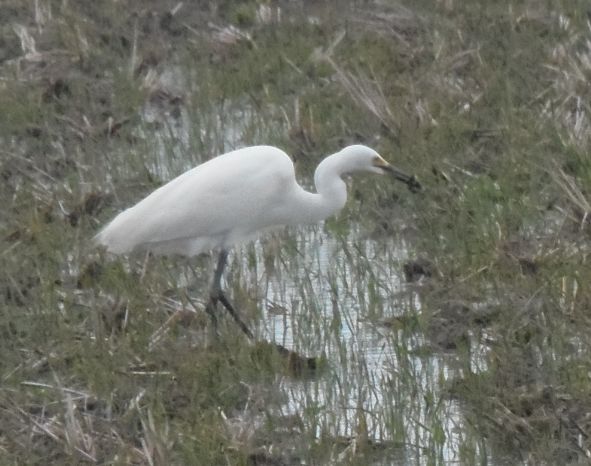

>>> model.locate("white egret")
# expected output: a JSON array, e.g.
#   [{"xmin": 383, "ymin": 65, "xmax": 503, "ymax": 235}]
[{"xmin": 95, "ymin": 145, "xmax": 420, "ymax": 338}]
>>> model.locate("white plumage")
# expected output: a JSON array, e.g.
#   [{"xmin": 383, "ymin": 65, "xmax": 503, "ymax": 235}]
[
  {"xmin": 94, "ymin": 144, "xmax": 418, "ymax": 337},
  {"xmin": 95, "ymin": 144, "xmax": 417, "ymax": 256}
]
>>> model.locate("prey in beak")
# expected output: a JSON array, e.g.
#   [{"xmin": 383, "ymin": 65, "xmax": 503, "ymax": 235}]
[{"xmin": 373, "ymin": 156, "xmax": 422, "ymax": 193}]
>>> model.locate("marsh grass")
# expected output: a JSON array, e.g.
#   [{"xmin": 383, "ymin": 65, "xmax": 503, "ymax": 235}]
[{"xmin": 2, "ymin": 0, "xmax": 591, "ymax": 464}]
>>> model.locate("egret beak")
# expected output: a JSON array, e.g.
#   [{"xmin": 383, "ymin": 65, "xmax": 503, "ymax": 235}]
[{"xmin": 374, "ymin": 157, "xmax": 422, "ymax": 193}]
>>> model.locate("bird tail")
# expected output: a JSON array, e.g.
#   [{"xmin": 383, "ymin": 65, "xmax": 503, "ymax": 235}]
[{"xmin": 93, "ymin": 210, "xmax": 136, "ymax": 254}]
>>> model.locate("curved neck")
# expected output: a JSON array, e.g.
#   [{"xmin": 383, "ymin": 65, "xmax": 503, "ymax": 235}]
[
  {"xmin": 287, "ymin": 153, "xmax": 348, "ymax": 225},
  {"xmin": 314, "ymin": 152, "xmax": 349, "ymax": 203}
]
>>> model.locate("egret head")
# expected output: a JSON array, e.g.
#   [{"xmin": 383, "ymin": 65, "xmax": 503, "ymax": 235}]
[{"xmin": 339, "ymin": 145, "xmax": 422, "ymax": 192}]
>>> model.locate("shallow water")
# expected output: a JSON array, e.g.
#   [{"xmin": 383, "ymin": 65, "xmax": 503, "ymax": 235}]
[
  {"xmin": 138, "ymin": 66, "xmax": 510, "ymax": 464},
  {"xmin": 234, "ymin": 226, "xmax": 495, "ymax": 464}
]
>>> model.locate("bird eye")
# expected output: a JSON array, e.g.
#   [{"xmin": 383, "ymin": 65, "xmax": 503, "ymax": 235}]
[{"xmin": 373, "ymin": 156, "xmax": 389, "ymax": 169}]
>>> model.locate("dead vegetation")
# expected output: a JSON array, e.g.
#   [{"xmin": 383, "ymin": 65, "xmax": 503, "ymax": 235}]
[{"xmin": 1, "ymin": 0, "xmax": 591, "ymax": 464}]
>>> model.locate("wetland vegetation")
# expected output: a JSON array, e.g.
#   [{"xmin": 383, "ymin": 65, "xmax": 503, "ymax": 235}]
[{"xmin": 1, "ymin": 0, "xmax": 591, "ymax": 464}]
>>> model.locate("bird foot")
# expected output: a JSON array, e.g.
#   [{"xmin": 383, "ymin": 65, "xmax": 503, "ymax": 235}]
[{"xmin": 407, "ymin": 175, "xmax": 422, "ymax": 193}]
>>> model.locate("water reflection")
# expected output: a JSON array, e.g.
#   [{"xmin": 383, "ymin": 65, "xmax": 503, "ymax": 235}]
[
  {"xmin": 137, "ymin": 77, "xmax": 499, "ymax": 463},
  {"xmin": 236, "ymin": 226, "xmax": 481, "ymax": 464}
]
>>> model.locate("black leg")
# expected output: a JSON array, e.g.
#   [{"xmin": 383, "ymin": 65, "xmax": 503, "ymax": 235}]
[
  {"xmin": 207, "ymin": 250, "xmax": 254, "ymax": 340},
  {"xmin": 217, "ymin": 292, "xmax": 254, "ymax": 339},
  {"xmin": 211, "ymin": 250, "xmax": 229, "ymax": 294}
]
